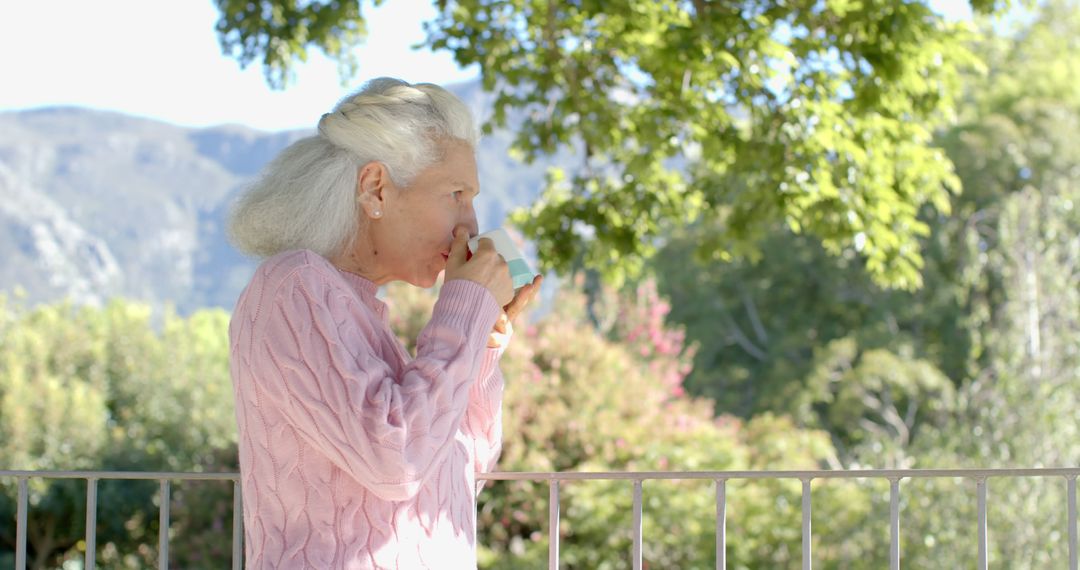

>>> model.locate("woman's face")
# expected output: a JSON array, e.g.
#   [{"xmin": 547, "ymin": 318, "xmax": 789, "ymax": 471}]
[{"xmin": 369, "ymin": 140, "xmax": 480, "ymax": 288}]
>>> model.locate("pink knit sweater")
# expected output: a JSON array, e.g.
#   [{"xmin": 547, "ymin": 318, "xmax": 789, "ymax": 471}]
[{"xmin": 229, "ymin": 250, "xmax": 505, "ymax": 569}]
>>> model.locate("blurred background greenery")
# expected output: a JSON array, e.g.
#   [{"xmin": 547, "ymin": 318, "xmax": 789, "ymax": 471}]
[{"xmin": 2, "ymin": 0, "xmax": 1079, "ymax": 567}]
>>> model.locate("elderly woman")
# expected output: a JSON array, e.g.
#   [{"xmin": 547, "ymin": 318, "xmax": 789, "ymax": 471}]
[{"xmin": 227, "ymin": 77, "xmax": 541, "ymax": 569}]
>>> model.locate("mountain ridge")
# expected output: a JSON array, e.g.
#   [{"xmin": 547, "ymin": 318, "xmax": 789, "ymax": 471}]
[{"xmin": 0, "ymin": 82, "xmax": 553, "ymax": 313}]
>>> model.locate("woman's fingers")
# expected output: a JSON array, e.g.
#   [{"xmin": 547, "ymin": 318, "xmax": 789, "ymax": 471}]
[
  {"xmin": 504, "ymin": 274, "xmax": 543, "ymax": 320},
  {"xmin": 487, "ymin": 312, "xmax": 513, "ymax": 348},
  {"xmin": 445, "ymin": 226, "xmax": 470, "ymax": 270},
  {"xmin": 492, "ymin": 311, "xmax": 509, "ymax": 334},
  {"xmin": 444, "ymin": 231, "xmax": 514, "ymax": 306}
]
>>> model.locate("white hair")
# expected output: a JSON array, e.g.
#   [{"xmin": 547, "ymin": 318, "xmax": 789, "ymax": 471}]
[{"xmin": 227, "ymin": 77, "xmax": 478, "ymax": 259}]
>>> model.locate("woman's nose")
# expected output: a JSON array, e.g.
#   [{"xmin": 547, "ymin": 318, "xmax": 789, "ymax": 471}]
[{"xmin": 463, "ymin": 212, "xmax": 479, "ymax": 236}]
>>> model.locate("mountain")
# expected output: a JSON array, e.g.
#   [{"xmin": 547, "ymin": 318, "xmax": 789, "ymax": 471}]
[{"xmin": 0, "ymin": 81, "xmax": 558, "ymax": 313}]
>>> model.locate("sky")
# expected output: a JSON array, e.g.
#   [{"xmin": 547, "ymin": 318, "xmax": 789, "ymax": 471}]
[
  {"xmin": 1, "ymin": 0, "xmax": 973, "ymax": 133},
  {"xmin": 0, "ymin": 0, "xmax": 479, "ymax": 132}
]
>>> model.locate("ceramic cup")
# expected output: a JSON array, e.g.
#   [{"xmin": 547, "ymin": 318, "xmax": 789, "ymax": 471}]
[{"xmin": 467, "ymin": 228, "xmax": 537, "ymax": 290}]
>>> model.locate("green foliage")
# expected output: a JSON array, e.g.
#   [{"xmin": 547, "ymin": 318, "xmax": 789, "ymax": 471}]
[
  {"xmin": 906, "ymin": 120, "xmax": 1080, "ymax": 567},
  {"xmin": 213, "ymin": 0, "xmax": 1012, "ymax": 289},
  {"xmin": 215, "ymin": 0, "xmax": 376, "ymax": 88},
  {"xmin": 656, "ymin": 2, "xmax": 1080, "ymax": 566},
  {"xmin": 786, "ymin": 337, "xmax": 955, "ymax": 467},
  {"xmin": 388, "ymin": 279, "xmax": 869, "ymax": 568},
  {"xmin": 443, "ymin": 0, "xmax": 981, "ymax": 289},
  {"xmin": 0, "ymin": 299, "xmax": 237, "ymax": 569},
  {"xmin": 655, "ymin": 0, "xmax": 1077, "ymax": 396},
  {"xmin": 2, "ymin": 2, "xmax": 1064, "ymax": 567},
  {"xmin": 0, "ymin": 278, "xmax": 867, "ymax": 568},
  {"xmin": 918, "ymin": 0, "xmax": 1080, "ymax": 468},
  {"xmin": 0, "ymin": 299, "xmax": 109, "ymax": 473}
]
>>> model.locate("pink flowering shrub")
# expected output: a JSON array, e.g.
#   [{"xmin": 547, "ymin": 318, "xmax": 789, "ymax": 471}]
[
  {"xmin": 385, "ymin": 278, "xmax": 860, "ymax": 569},
  {"xmin": 593, "ymin": 277, "xmax": 696, "ymax": 398}
]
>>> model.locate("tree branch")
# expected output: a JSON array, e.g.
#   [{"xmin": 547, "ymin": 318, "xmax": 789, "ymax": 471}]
[
  {"xmin": 877, "ymin": 386, "xmax": 911, "ymax": 446},
  {"xmin": 713, "ymin": 299, "xmax": 768, "ymax": 361},
  {"xmin": 738, "ymin": 283, "xmax": 769, "ymax": 345}
]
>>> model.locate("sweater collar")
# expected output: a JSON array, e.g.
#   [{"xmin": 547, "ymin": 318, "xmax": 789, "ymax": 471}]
[
  {"xmin": 336, "ymin": 267, "xmax": 380, "ymax": 299},
  {"xmin": 323, "ymin": 255, "xmax": 388, "ymax": 321}
]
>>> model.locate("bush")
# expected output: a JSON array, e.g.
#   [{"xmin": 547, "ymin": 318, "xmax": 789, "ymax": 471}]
[{"xmin": 389, "ymin": 279, "xmax": 865, "ymax": 568}]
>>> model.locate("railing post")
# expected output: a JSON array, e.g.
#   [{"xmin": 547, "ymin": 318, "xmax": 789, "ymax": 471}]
[
  {"xmin": 633, "ymin": 479, "xmax": 643, "ymax": 570},
  {"xmin": 1068, "ymin": 475, "xmax": 1077, "ymax": 570},
  {"xmin": 801, "ymin": 478, "xmax": 813, "ymax": 570},
  {"xmin": 977, "ymin": 476, "xmax": 988, "ymax": 570},
  {"xmin": 549, "ymin": 479, "xmax": 560, "ymax": 570},
  {"xmin": 716, "ymin": 479, "xmax": 727, "ymax": 570},
  {"xmin": 889, "ymin": 477, "xmax": 901, "ymax": 570},
  {"xmin": 15, "ymin": 476, "xmax": 28, "ymax": 570},
  {"xmin": 233, "ymin": 480, "xmax": 243, "ymax": 570},
  {"xmin": 85, "ymin": 477, "xmax": 98, "ymax": 570},
  {"xmin": 158, "ymin": 479, "xmax": 170, "ymax": 570}
]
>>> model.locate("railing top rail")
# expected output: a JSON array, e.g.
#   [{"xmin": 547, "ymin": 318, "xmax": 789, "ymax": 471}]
[
  {"xmin": 1, "ymin": 467, "xmax": 1078, "ymax": 481},
  {"xmin": 481, "ymin": 467, "xmax": 1080, "ymax": 481},
  {"xmin": 0, "ymin": 470, "xmax": 240, "ymax": 481}
]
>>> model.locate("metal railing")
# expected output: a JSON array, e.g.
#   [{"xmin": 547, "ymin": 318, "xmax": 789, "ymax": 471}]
[
  {"xmin": 3, "ymin": 467, "xmax": 1078, "ymax": 569},
  {"xmin": 3, "ymin": 470, "xmax": 242, "ymax": 570}
]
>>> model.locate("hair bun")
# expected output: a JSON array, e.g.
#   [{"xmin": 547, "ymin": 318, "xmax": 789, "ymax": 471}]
[{"xmin": 317, "ymin": 112, "xmax": 333, "ymax": 139}]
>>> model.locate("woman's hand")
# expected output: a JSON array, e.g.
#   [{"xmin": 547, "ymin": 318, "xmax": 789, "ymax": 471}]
[
  {"xmin": 444, "ymin": 226, "xmax": 514, "ymax": 307},
  {"xmin": 487, "ymin": 274, "xmax": 543, "ymax": 349},
  {"xmin": 504, "ymin": 274, "xmax": 542, "ymax": 321}
]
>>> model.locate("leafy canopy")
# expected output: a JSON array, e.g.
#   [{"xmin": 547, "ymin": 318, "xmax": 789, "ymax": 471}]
[
  {"xmin": 215, "ymin": 0, "xmax": 377, "ymax": 88},
  {"xmin": 215, "ymin": 0, "xmax": 1006, "ymax": 289},
  {"xmin": 654, "ymin": 3, "xmax": 1080, "ymax": 564}
]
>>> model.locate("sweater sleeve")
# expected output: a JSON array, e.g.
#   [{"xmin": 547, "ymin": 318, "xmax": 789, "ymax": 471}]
[
  {"xmin": 463, "ymin": 347, "xmax": 506, "ymax": 485},
  {"xmin": 248, "ymin": 267, "xmax": 500, "ymax": 502}
]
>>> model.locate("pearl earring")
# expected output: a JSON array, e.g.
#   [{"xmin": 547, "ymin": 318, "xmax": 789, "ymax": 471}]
[{"xmin": 373, "ymin": 210, "xmax": 382, "ymax": 218}]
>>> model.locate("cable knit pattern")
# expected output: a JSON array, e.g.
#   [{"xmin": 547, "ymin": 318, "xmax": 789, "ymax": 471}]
[{"xmin": 230, "ymin": 250, "xmax": 505, "ymax": 569}]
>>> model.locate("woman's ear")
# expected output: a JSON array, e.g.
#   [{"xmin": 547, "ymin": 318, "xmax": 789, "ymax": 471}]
[{"xmin": 357, "ymin": 162, "xmax": 389, "ymax": 220}]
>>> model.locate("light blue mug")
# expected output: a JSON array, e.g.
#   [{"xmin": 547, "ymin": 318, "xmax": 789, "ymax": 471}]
[{"xmin": 467, "ymin": 228, "xmax": 537, "ymax": 290}]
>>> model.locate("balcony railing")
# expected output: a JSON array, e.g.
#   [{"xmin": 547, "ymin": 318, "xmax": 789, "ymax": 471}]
[{"xmin": 3, "ymin": 468, "xmax": 1079, "ymax": 569}]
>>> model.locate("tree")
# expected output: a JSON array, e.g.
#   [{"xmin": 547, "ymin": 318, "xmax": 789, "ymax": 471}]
[
  {"xmin": 0, "ymin": 298, "xmax": 111, "ymax": 569},
  {"xmin": 0, "ymin": 298, "xmax": 238, "ymax": 569},
  {"xmin": 214, "ymin": 0, "xmax": 1008, "ymax": 289},
  {"xmin": 899, "ymin": 4, "xmax": 1080, "ymax": 565},
  {"xmin": 637, "ymin": 2, "xmax": 1078, "ymax": 565}
]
